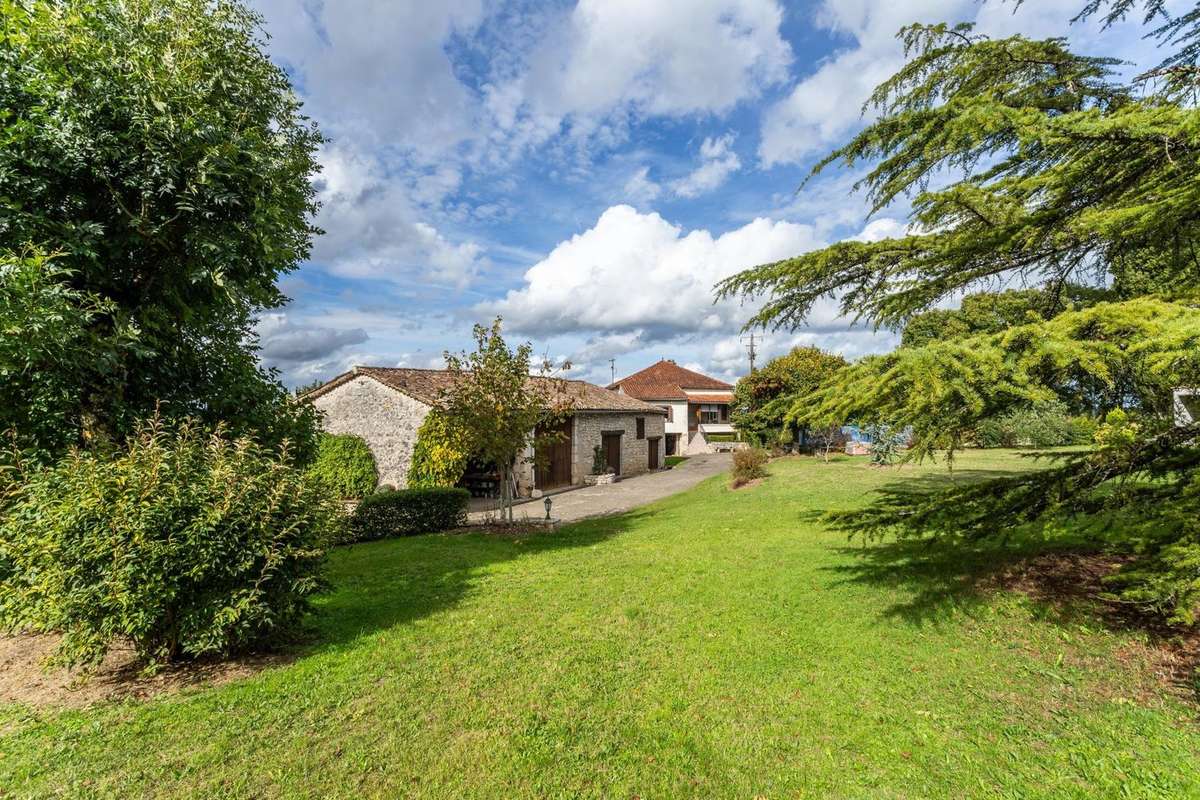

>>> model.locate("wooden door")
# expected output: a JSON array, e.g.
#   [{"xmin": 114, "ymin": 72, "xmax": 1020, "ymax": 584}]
[
  {"xmin": 648, "ymin": 437, "xmax": 660, "ymax": 470},
  {"xmin": 602, "ymin": 432, "xmax": 622, "ymax": 475},
  {"xmin": 535, "ymin": 416, "xmax": 573, "ymax": 489}
]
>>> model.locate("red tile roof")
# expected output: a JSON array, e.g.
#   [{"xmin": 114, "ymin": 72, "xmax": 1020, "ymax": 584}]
[
  {"xmin": 608, "ymin": 360, "xmax": 734, "ymax": 400},
  {"xmin": 301, "ymin": 367, "xmax": 667, "ymax": 414},
  {"xmin": 686, "ymin": 393, "xmax": 735, "ymax": 403}
]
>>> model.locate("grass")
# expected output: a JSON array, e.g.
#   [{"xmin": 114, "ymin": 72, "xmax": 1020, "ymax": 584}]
[
  {"xmin": 664, "ymin": 455, "xmax": 688, "ymax": 468},
  {"xmin": 2, "ymin": 450, "xmax": 1198, "ymax": 798}
]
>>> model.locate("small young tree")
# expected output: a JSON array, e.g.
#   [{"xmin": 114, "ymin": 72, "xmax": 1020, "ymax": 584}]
[{"xmin": 439, "ymin": 319, "xmax": 570, "ymax": 522}]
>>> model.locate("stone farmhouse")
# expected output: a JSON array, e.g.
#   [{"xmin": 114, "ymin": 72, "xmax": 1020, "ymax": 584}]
[
  {"xmin": 608, "ymin": 360, "xmax": 738, "ymax": 455},
  {"xmin": 302, "ymin": 367, "xmax": 666, "ymax": 496}
]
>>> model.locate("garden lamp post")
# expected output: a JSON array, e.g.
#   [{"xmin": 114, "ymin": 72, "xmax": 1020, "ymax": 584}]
[{"xmin": 543, "ymin": 496, "xmax": 552, "ymax": 521}]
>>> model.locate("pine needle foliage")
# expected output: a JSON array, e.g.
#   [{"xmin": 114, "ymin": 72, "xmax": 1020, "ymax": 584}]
[{"xmin": 718, "ymin": 2, "xmax": 1200, "ymax": 625}]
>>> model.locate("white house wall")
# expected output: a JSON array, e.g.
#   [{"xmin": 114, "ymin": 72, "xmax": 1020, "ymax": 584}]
[{"xmin": 311, "ymin": 375, "xmax": 431, "ymax": 489}]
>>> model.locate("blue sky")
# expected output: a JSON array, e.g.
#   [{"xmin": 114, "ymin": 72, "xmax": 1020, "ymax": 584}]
[{"xmin": 249, "ymin": 0, "xmax": 1164, "ymax": 388}]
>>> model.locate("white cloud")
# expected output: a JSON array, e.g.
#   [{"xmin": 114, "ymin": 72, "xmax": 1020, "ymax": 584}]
[
  {"xmin": 311, "ymin": 144, "xmax": 486, "ymax": 287},
  {"xmin": 623, "ymin": 166, "xmax": 662, "ymax": 204},
  {"xmin": 758, "ymin": 0, "xmax": 1174, "ymax": 166},
  {"xmin": 254, "ymin": 0, "xmax": 485, "ymax": 156},
  {"xmin": 671, "ymin": 133, "xmax": 742, "ymax": 198},
  {"xmin": 486, "ymin": 204, "xmax": 824, "ymax": 337},
  {"xmin": 493, "ymin": 0, "xmax": 791, "ymax": 150}
]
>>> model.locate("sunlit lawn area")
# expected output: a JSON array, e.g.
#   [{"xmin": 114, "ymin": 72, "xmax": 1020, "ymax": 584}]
[{"xmin": 2, "ymin": 450, "xmax": 1197, "ymax": 798}]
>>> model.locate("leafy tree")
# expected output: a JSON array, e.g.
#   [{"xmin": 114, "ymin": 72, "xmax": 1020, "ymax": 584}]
[
  {"xmin": 0, "ymin": 0, "xmax": 322, "ymax": 459},
  {"xmin": 0, "ymin": 248, "xmax": 139, "ymax": 462},
  {"xmin": 440, "ymin": 319, "xmax": 571, "ymax": 522},
  {"xmin": 717, "ymin": 4, "xmax": 1200, "ymax": 624},
  {"xmin": 731, "ymin": 346, "xmax": 847, "ymax": 446}
]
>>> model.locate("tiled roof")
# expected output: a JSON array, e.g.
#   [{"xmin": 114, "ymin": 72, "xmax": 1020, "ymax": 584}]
[
  {"xmin": 301, "ymin": 367, "xmax": 666, "ymax": 415},
  {"xmin": 608, "ymin": 359, "xmax": 734, "ymax": 400},
  {"xmin": 686, "ymin": 393, "xmax": 735, "ymax": 403}
]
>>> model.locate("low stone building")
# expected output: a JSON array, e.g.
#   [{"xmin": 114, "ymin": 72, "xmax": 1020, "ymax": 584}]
[{"xmin": 302, "ymin": 367, "xmax": 667, "ymax": 495}]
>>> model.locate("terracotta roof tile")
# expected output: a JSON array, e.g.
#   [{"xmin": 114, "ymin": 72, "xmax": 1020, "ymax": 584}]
[
  {"xmin": 301, "ymin": 367, "xmax": 666, "ymax": 415},
  {"xmin": 608, "ymin": 360, "xmax": 734, "ymax": 400},
  {"xmin": 686, "ymin": 393, "xmax": 735, "ymax": 403}
]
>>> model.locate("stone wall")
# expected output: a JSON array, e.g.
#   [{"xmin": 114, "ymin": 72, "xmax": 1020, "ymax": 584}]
[
  {"xmin": 573, "ymin": 411, "xmax": 666, "ymax": 481},
  {"xmin": 311, "ymin": 375, "xmax": 431, "ymax": 489}
]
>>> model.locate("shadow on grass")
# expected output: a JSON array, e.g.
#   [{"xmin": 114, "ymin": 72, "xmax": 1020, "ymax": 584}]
[
  {"xmin": 817, "ymin": 465, "xmax": 1200, "ymax": 699},
  {"xmin": 303, "ymin": 510, "xmax": 650, "ymax": 653},
  {"xmin": 825, "ymin": 535, "xmax": 1099, "ymax": 627},
  {"xmin": 818, "ymin": 463, "xmax": 1103, "ymax": 627}
]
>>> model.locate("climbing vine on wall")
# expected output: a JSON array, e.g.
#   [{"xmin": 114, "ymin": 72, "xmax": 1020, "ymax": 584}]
[{"xmin": 408, "ymin": 410, "xmax": 470, "ymax": 488}]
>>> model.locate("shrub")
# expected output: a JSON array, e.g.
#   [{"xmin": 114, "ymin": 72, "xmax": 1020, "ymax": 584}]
[
  {"xmin": 310, "ymin": 433, "xmax": 377, "ymax": 499},
  {"xmin": 408, "ymin": 410, "xmax": 470, "ymax": 488},
  {"xmin": 0, "ymin": 418, "xmax": 341, "ymax": 670},
  {"xmin": 591, "ymin": 445, "xmax": 609, "ymax": 475},
  {"xmin": 350, "ymin": 487, "xmax": 470, "ymax": 541},
  {"xmin": 865, "ymin": 423, "xmax": 907, "ymax": 466},
  {"xmin": 1067, "ymin": 414, "xmax": 1099, "ymax": 445},
  {"xmin": 731, "ymin": 448, "xmax": 769, "ymax": 487},
  {"xmin": 972, "ymin": 401, "xmax": 1075, "ymax": 448}
]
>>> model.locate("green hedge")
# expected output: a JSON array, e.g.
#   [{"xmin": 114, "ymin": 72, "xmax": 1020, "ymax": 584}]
[
  {"xmin": 350, "ymin": 487, "xmax": 470, "ymax": 541},
  {"xmin": 310, "ymin": 433, "xmax": 377, "ymax": 499}
]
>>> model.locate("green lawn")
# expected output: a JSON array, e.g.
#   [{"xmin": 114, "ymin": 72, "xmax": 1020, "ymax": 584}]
[{"xmin": 2, "ymin": 451, "xmax": 1197, "ymax": 798}]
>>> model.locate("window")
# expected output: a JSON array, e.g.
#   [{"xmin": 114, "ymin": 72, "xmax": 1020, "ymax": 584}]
[
  {"xmin": 700, "ymin": 404, "xmax": 721, "ymax": 425},
  {"xmin": 660, "ymin": 405, "xmax": 673, "ymax": 422},
  {"xmin": 636, "ymin": 417, "xmax": 645, "ymax": 439}
]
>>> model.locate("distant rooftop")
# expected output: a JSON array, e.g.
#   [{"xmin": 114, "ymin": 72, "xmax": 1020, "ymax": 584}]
[{"xmin": 608, "ymin": 359, "xmax": 733, "ymax": 401}]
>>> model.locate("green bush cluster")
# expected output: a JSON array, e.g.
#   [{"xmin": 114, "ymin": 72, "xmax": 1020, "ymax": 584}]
[
  {"xmin": 350, "ymin": 487, "xmax": 470, "ymax": 541},
  {"xmin": 0, "ymin": 418, "xmax": 342, "ymax": 670},
  {"xmin": 731, "ymin": 448, "xmax": 769, "ymax": 487},
  {"xmin": 310, "ymin": 433, "xmax": 378, "ymax": 499},
  {"xmin": 408, "ymin": 411, "xmax": 470, "ymax": 488},
  {"xmin": 973, "ymin": 401, "xmax": 1085, "ymax": 448}
]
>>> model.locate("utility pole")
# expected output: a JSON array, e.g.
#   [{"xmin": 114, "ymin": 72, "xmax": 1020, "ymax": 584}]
[
  {"xmin": 609, "ymin": 358, "xmax": 616, "ymax": 385},
  {"xmin": 742, "ymin": 333, "xmax": 758, "ymax": 374}
]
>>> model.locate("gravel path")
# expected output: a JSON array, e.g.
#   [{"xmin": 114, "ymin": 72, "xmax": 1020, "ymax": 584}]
[{"xmin": 469, "ymin": 453, "xmax": 732, "ymax": 524}]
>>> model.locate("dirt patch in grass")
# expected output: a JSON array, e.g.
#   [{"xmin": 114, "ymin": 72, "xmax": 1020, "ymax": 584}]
[
  {"xmin": 0, "ymin": 632, "xmax": 289, "ymax": 709},
  {"xmin": 984, "ymin": 552, "xmax": 1200, "ymax": 704},
  {"xmin": 730, "ymin": 477, "xmax": 765, "ymax": 491}
]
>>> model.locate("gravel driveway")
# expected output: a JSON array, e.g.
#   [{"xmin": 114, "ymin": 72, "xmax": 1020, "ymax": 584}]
[{"xmin": 469, "ymin": 453, "xmax": 732, "ymax": 524}]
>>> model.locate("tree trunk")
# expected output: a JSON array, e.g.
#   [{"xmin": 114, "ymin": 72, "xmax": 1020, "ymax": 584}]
[{"xmin": 499, "ymin": 461, "xmax": 512, "ymax": 522}]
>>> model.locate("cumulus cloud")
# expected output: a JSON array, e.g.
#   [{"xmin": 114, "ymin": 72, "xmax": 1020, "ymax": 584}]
[
  {"xmin": 485, "ymin": 204, "xmax": 824, "ymax": 338},
  {"xmin": 491, "ymin": 0, "xmax": 791, "ymax": 149},
  {"xmin": 671, "ymin": 133, "xmax": 742, "ymax": 198},
  {"xmin": 758, "ymin": 0, "xmax": 1170, "ymax": 166},
  {"xmin": 311, "ymin": 145, "xmax": 486, "ymax": 287},
  {"xmin": 254, "ymin": 0, "xmax": 485, "ymax": 156}
]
